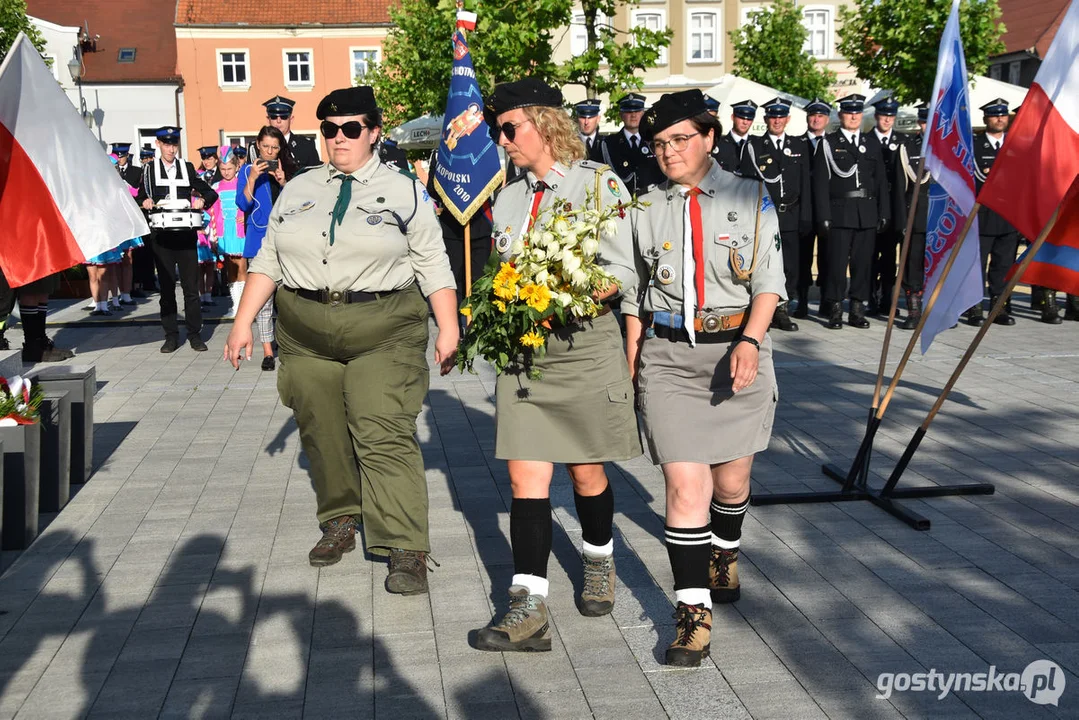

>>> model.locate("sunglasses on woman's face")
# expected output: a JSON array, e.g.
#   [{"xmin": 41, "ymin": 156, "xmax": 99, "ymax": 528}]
[
  {"xmin": 490, "ymin": 119, "xmax": 532, "ymax": 143},
  {"xmin": 320, "ymin": 120, "xmax": 368, "ymax": 140}
]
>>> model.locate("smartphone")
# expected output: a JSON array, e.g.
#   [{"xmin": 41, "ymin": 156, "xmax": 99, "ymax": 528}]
[{"xmin": 264, "ymin": 159, "xmax": 279, "ymax": 171}]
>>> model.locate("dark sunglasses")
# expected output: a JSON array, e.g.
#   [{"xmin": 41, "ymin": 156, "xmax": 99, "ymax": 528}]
[
  {"xmin": 489, "ymin": 119, "xmax": 532, "ymax": 143},
  {"xmin": 267, "ymin": 113, "xmax": 290, "ymax": 120},
  {"xmin": 320, "ymin": 120, "xmax": 368, "ymax": 139}
]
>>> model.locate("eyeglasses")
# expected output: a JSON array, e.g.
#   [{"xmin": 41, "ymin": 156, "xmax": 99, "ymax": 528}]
[
  {"xmin": 267, "ymin": 113, "xmax": 290, "ymax": 120},
  {"xmin": 320, "ymin": 120, "xmax": 369, "ymax": 140},
  {"xmin": 649, "ymin": 133, "xmax": 700, "ymax": 154},
  {"xmin": 491, "ymin": 119, "xmax": 532, "ymax": 143}
]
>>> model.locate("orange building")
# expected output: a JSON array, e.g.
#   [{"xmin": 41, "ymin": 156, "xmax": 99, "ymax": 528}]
[{"xmin": 175, "ymin": 0, "xmax": 391, "ymax": 159}]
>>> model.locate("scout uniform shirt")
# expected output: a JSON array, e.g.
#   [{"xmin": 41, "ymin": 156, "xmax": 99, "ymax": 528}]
[
  {"xmin": 623, "ymin": 162, "xmax": 786, "ymax": 325},
  {"xmin": 492, "ymin": 159, "xmax": 637, "ymax": 297},
  {"xmin": 248, "ymin": 154, "xmax": 456, "ymax": 296}
]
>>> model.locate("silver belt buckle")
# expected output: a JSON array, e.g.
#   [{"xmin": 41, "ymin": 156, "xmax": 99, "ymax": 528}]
[
  {"xmin": 700, "ymin": 312, "xmax": 722, "ymax": 333},
  {"xmin": 329, "ymin": 290, "xmax": 343, "ymax": 306}
]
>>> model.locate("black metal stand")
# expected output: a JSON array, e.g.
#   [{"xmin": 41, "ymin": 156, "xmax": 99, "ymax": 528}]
[{"xmin": 751, "ymin": 419, "xmax": 995, "ymax": 531}]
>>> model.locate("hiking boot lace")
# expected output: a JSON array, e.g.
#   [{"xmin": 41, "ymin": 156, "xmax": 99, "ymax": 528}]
[
  {"xmin": 389, "ymin": 549, "xmax": 439, "ymax": 573},
  {"xmin": 582, "ymin": 555, "xmax": 612, "ymax": 597},
  {"xmin": 498, "ymin": 594, "xmax": 541, "ymax": 629},
  {"xmin": 672, "ymin": 604, "xmax": 710, "ymax": 646},
  {"xmin": 316, "ymin": 518, "xmax": 354, "ymax": 548},
  {"xmin": 711, "ymin": 549, "xmax": 735, "ymax": 586}
]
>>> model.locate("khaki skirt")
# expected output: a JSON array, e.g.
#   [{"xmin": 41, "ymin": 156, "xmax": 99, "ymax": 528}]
[
  {"xmin": 638, "ymin": 333, "xmax": 777, "ymax": 465},
  {"xmin": 495, "ymin": 311, "xmax": 642, "ymax": 463}
]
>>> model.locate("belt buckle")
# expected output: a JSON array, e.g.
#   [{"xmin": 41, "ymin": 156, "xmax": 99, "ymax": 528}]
[
  {"xmin": 328, "ymin": 290, "xmax": 343, "ymax": 306},
  {"xmin": 701, "ymin": 312, "xmax": 722, "ymax": 333}
]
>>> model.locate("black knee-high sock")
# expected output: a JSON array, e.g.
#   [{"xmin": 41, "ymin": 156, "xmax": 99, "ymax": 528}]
[
  {"xmin": 18, "ymin": 303, "xmax": 42, "ymax": 343},
  {"xmin": 574, "ymin": 482, "xmax": 614, "ymax": 549},
  {"xmin": 664, "ymin": 525, "xmax": 711, "ymax": 590},
  {"xmin": 710, "ymin": 497, "xmax": 749, "ymax": 549},
  {"xmin": 510, "ymin": 498, "xmax": 552, "ymax": 578}
]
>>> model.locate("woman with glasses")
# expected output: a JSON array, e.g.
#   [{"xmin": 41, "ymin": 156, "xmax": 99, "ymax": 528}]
[
  {"xmin": 236, "ymin": 126, "xmax": 295, "ymax": 370},
  {"xmin": 224, "ymin": 86, "xmax": 458, "ymax": 596},
  {"xmin": 621, "ymin": 90, "xmax": 785, "ymax": 667},
  {"xmin": 472, "ymin": 78, "xmax": 640, "ymax": 654}
]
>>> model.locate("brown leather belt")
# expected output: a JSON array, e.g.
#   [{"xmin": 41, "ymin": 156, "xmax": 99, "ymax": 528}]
[
  {"xmin": 650, "ymin": 310, "xmax": 747, "ymax": 344},
  {"xmin": 692, "ymin": 310, "xmax": 745, "ymax": 333},
  {"xmin": 283, "ymin": 285, "xmax": 403, "ymax": 305}
]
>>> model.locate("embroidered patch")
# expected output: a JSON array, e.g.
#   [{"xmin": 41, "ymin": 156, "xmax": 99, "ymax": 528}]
[
  {"xmin": 494, "ymin": 231, "xmax": 512, "ymax": 254},
  {"xmin": 367, "ymin": 215, "xmax": 383, "ymax": 225},
  {"xmin": 859, "ymin": 145, "xmax": 867, "ymax": 153},
  {"xmin": 727, "ymin": 212, "xmax": 738, "ymax": 222},
  {"xmin": 657, "ymin": 264, "xmax": 676, "ymax": 285},
  {"xmin": 662, "ymin": 241, "xmax": 672, "ymax": 251},
  {"xmin": 775, "ymin": 233, "xmax": 782, "ymax": 251},
  {"xmin": 783, "ymin": 147, "xmax": 792, "ymax": 156},
  {"xmin": 888, "ymin": 143, "xmax": 898, "ymax": 151},
  {"xmin": 607, "ymin": 178, "xmax": 622, "ymax": 197},
  {"xmin": 761, "ymin": 195, "xmax": 775, "ymax": 214}
]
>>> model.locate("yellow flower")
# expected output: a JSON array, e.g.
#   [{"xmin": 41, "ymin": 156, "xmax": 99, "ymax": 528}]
[
  {"xmin": 459, "ymin": 306, "xmax": 472, "ymax": 318},
  {"xmin": 493, "ymin": 300, "xmax": 507, "ymax": 313},
  {"xmin": 519, "ymin": 283, "xmax": 552, "ymax": 313},
  {"xmin": 493, "ymin": 262, "xmax": 521, "ymax": 300},
  {"xmin": 520, "ymin": 331, "xmax": 545, "ymax": 349}
]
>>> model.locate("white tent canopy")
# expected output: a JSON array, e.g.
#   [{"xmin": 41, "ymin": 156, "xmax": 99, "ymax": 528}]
[{"xmin": 388, "ymin": 114, "xmax": 444, "ymax": 150}]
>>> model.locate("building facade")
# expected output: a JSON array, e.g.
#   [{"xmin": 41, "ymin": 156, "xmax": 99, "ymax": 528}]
[
  {"xmin": 174, "ymin": 0, "xmax": 391, "ymax": 159},
  {"xmin": 988, "ymin": 0, "xmax": 1068, "ymax": 89}
]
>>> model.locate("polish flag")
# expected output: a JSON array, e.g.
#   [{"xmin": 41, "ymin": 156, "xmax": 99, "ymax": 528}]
[
  {"xmin": 0, "ymin": 34, "xmax": 148, "ymax": 287},
  {"xmin": 456, "ymin": 10, "xmax": 477, "ymax": 31},
  {"xmin": 976, "ymin": 0, "xmax": 1079, "ymax": 242}
]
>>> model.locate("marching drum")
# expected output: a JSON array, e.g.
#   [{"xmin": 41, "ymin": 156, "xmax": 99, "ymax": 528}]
[{"xmin": 148, "ymin": 199, "xmax": 204, "ymax": 230}]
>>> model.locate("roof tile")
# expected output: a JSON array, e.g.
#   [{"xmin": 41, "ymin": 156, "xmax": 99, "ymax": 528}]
[{"xmin": 175, "ymin": 0, "xmax": 390, "ymax": 26}]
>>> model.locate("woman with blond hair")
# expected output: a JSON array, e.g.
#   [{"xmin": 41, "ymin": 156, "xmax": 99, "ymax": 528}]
[{"xmin": 473, "ymin": 78, "xmax": 641, "ymax": 653}]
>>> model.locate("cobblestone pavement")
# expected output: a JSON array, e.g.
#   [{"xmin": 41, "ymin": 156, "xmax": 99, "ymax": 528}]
[{"xmin": 1, "ymin": 293, "xmax": 1077, "ymax": 719}]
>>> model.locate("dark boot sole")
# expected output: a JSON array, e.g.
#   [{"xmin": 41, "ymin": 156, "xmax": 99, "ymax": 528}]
[
  {"xmin": 474, "ymin": 627, "xmax": 552, "ymax": 652},
  {"xmin": 385, "ymin": 576, "xmax": 429, "ymax": 595},
  {"xmin": 711, "ymin": 586, "xmax": 741, "ymax": 604},
  {"xmin": 308, "ymin": 540, "xmax": 356, "ymax": 567},
  {"xmin": 666, "ymin": 644, "xmax": 711, "ymax": 667},
  {"xmin": 578, "ymin": 599, "xmax": 614, "ymax": 617}
]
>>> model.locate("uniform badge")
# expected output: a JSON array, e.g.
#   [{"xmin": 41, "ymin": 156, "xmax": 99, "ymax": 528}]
[
  {"xmin": 662, "ymin": 241, "xmax": 672, "ymax": 251},
  {"xmin": 607, "ymin": 178, "xmax": 622, "ymax": 197},
  {"xmin": 377, "ymin": 196, "xmax": 385, "ymax": 203},
  {"xmin": 859, "ymin": 146, "xmax": 867, "ymax": 153},
  {"xmin": 299, "ymin": 201, "xmax": 316, "ymax": 212},
  {"xmin": 783, "ymin": 147, "xmax": 792, "ymax": 156},
  {"xmin": 641, "ymin": 145, "xmax": 651, "ymax": 156},
  {"xmin": 888, "ymin": 143, "xmax": 898, "ymax": 151},
  {"xmin": 656, "ymin": 264, "xmax": 676, "ymax": 285},
  {"xmin": 759, "ymin": 165, "xmax": 767, "ymax": 172},
  {"xmin": 367, "ymin": 216, "xmax": 383, "ymax": 225},
  {"xmin": 494, "ymin": 231, "xmax": 512, "ymax": 254},
  {"xmin": 766, "ymin": 157, "xmax": 773, "ymax": 164},
  {"xmin": 623, "ymin": 161, "xmax": 629, "ymax": 167},
  {"xmin": 775, "ymin": 233, "xmax": 782, "ymax": 251},
  {"xmin": 728, "ymin": 211, "xmax": 738, "ymax": 222}
]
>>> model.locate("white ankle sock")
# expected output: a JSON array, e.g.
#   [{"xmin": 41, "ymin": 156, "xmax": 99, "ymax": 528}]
[
  {"xmin": 121, "ymin": 293, "xmax": 132, "ymax": 302},
  {"xmin": 511, "ymin": 574, "xmax": 549, "ymax": 598},
  {"xmin": 582, "ymin": 539, "xmax": 614, "ymax": 557},
  {"xmin": 674, "ymin": 588, "xmax": 712, "ymax": 609},
  {"xmin": 96, "ymin": 301, "xmax": 108, "ymax": 311}
]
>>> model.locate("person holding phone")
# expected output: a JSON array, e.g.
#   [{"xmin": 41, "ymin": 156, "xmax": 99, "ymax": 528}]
[{"xmin": 236, "ymin": 126, "xmax": 295, "ymax": 369}]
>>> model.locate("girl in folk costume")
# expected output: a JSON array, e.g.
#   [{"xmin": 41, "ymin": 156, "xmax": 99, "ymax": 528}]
[
  {"xmin": 208, "ymin": 147, "xmax": 246, "ymax": 317},
  {"xmin": 197, "ymin": 210, "xmax": 216, "ymax": 307}
]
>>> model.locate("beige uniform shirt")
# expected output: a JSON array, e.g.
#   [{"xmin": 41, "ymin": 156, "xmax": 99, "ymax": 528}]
[
  {"xmin": 623, "ymin": 162, "xmax": 786, "ymax": 317},
  {"xmin": 492, "ymin": 159, "xmax": 636, "ymax": 296},
  {"xmin": 248, "ymin": 155, "xmax": 455, "ymax": 296}
]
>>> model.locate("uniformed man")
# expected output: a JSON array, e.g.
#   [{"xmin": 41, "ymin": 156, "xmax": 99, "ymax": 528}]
[
  {"xmin": 739, "ymin": 97, "xmax": 811, "ymax": 330},
  {"xmin": 133, "ymin": 147, "xmax": 160, "ymax": 295},
  {"xmin": 574, "ymin": 98, "xmax": 605, "ymax": 162},
  {"xmin": 893, "ymin": 103, "xmax": 930, "ymax": 330},
  {"xmin": 812, "ymin": 94, "xmax": 890, "ymax": 329},
  {"xmin": 969, "ymin": 98, "xmax": 1019, "ymax": 326},
  {"xmin": 716, "ymin": 100, "xmax": 756, "ymax": 174},
  {"xmin": 233, "ymin": 145, "xmax": 248, "ymax": 166},
  {"xmin": 140, "ymin": 146, "xmax": 155, "ymax": 165},
  {"xmin": 703, "ymin": 94, "xmax": 724, "ymax": 165},
  {"xmin": 135, "ymin": 126, "xmax": 219, "ymax": 352},
  {"xmin": 197, "ymin": 146, "xmax": 223, "ymax": 184},
  {"xmin": 600, "ymin": 93, "xmax": 663, "ymax": 195},
  {"xmin": 111, "ymin": 143, "xmax": 142, "ymax": 187},
  {"xmin": 379, "ymin": 137, "xmax": 410, "ymax": 174},
  {"xmin": 262, "ymin": 95, "xmax": 322, "ymax": 169},
  {"xmin": 869, "ymin": 96, "xmax": 902, "ymax": 316},
  {"xmin": 796, "ymin": 98, "xmax": 832, "ymax": 319}
]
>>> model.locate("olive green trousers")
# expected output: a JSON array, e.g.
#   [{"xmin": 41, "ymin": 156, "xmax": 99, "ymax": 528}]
[{"xmin": 276, "ymin": 285, "xmax": 431, "ymax": 555}]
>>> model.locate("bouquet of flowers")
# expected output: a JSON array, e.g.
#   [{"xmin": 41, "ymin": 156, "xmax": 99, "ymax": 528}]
[
  {"xmin": 0, "ymin": 376, "xmax": 42, "ymax": 427},
  {"xmin": 456, "ymin": 190, "xmax": 629, "ymax": 379}
]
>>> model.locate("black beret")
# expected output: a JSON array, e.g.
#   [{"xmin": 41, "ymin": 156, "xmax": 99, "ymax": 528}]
[
  {"xmin": 317, "ymin": 86, "xmax": 378, "ymax": 120},
  {"xmin": 641, "ymin": 89, "xmax": 708, "ymax": 138},
  {"xmin": 485, "ymin": 78, "xmax": 563, "ymax": 117}
]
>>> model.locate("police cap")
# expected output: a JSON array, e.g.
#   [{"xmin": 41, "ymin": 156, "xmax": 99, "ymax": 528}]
[
  {"xmin": 139, "ymin": 146, "xmax": 155, "ymax": 159},
  {"xmin": 110, "ymin": 143, "xmax": 132, "ymax": 156},
  {"xmin": 762, "ymin": 97, "xmax": 792, "ymax": 118},
  {"xmin": 837, "ymin": 94, "xmax": 866, "ymax": 113},
  {"xmin": 916, "ymin": 102, "xmax": 929, "ymax": 123},
  {"xmin": 155, "ymin": 126, "xmax": 182, "ymax": 143},
  {"xmin": 197, "ymin": 145, "xmax": 218, "ymax": 159},
  {"xmin": 574, "ymin": 98, "xmax": 601, "ymax": 118},
  {"xmin": 263, "ymin": 95, "xmax": 296, "ymax": 118},
  {"xmin": 872, "ymin": 96, "xmax": 899, "ymax": 116},
  {"xmin": 979, "ymin": 97, "xmax": 1010, "ymax": 117},
  {"xmin": 731, "ymin": 99, "xmax": 758, "ymax": 120},
  {"xmin": 617, "ymin": 93, "xmax": 647, "ymax": 112},
  {"xmin": 703, "ymin": 95, "xmax": 720, "ymax": 112},
  {"xmin": 804, "ymin": 97, "xmax": 832, "ymax": 116}
]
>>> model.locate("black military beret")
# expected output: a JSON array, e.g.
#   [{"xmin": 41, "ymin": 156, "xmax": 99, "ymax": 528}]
[
  {"xmin": 641, "ymin": 89, "xmax": 708, "ymax": 138},
  {"xmin": 316, "ymin": 86, "xmax": 378, "ymax": 120},
  {"xmin": 485, "ymin": 78, "xmax": 563, "ymax": 117}
]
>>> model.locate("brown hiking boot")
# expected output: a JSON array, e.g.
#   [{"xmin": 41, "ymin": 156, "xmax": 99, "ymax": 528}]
[
  {"xmin": 666, "ymin": 602, "xmax": 712, "ymax": 667},
  {"xmin": 475, "ymin": 586, "xmax": 552, "ymax": 652},
  {"xmin": 308, "ymin": 515, "xmax": 356, "ymax": 567},
  {"xmin": 579, "ymin": 551, "xmax": 615, "ymax": 616},
  {"xmin": 709, "ymin": 546, "xmax": 741, "ymax": 604},
  {"xmin": 385, "ymin": 548, "xmax": 432, "ymax": 595}
]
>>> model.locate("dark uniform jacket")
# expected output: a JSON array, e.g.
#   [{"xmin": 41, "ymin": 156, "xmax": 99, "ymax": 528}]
[
  {"xmin": 893, "ymin": 133, "xmax": 929, "ymax": 234},
  {"xmin": 380, "ymin": 144, "xmax": 409, "ymax": 174},
  {"xmin": 738, "ymin": 133, "xmax": 813, "ymax": 234},
  {"xmin": 812, "ymin": 130, "xmax": 890, "ymax": 230},
  {"xmin": 600, "ymin": 129, "xmax": 663, "ymax": 195},
  {"xmin": 287, "ymin": 133, "xmax": 321, "ymax": 169},
  {"xmin": 580, "ymin": 133, "xmax": 605, "ymax": 163},
  {"xmin": 198, "ymin": 166, "xmax": 223, "ymax": 186},
  {"xmin": 116, "ymin": 162, "xmax": 142, "ymax": 189},
  {"xmin": 973, "ymin": 132, "xmax": 1016, "ymax": 236},
  {"xmin": 800, "ymin": 132, "xmax": 827, "ymax": 228},
  {"xmin": 715, "ymin": 132, "xmax": 748, "ymax": 174},
  {"xmin": 874, "ymin": 130, "xmax": 903, "ymax": 195},
  {"xmin": 135, "ymin": 159, "xmax": 218, "ymax": 211}
]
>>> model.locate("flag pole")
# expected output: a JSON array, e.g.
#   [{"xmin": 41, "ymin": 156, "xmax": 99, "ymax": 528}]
[{"xmin": 881, "ymin": 195, "xmax": 1069, "ymax": 495}]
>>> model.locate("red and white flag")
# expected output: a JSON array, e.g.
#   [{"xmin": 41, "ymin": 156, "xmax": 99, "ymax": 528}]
[
  {"xmin": 0, "ymin": 33, "xmax": 148, "ymax": 287},
  {"xmin": 456, "ymin": 10, "xmax": 477, "ymax": 31},
  {"xmin": 976, "ymin": 0, "xmax": 1079, "ymax": 241}
]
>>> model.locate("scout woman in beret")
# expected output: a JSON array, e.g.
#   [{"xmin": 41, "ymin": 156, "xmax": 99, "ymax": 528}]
[{"xmin": 622, "ymin": 89, "xmax": 785, "ymax": 667}]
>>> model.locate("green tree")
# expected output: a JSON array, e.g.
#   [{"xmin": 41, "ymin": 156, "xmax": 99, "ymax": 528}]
[
  {"xmin": 838, "ymin": 0, "xmax": 1005, "ymax": 104},
  {"xmin": 729, "ymin": 0, "xmax": 836, "ymax": 101},
  {"xmin": 370, "ymin": 0, "xmax": 671, "ymax": 126},
  {"xmin": 0, "ymin": 0, "xmax": 47, "ymax": 63}
]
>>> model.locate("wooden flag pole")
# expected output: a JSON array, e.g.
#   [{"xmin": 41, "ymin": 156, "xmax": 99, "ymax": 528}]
[{"xmin": 880, "ymin": 198, "xmax": 1068, "ymax": 496}]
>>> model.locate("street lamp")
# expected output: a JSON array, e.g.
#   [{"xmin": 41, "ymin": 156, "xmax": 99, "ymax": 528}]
[{"xmin": 66, "ymin": 51, "xmax": 93, "ymax": 130}]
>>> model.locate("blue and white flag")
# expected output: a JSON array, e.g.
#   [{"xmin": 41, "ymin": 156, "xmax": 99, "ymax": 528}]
[
  {"xmin": 432, "ymin": 15, "xmax": 503, "ymax": 224},
  {"xmin": 920, "ymin": 0, "xmax": 983, "ymax": 353}
]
